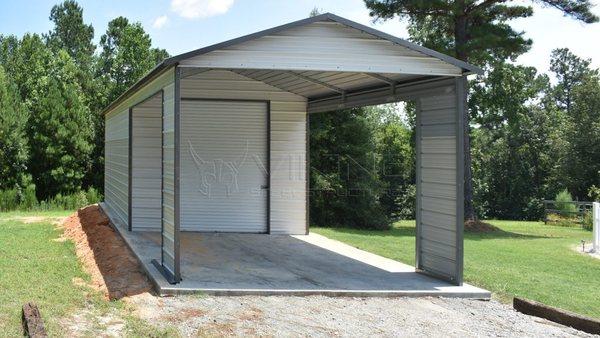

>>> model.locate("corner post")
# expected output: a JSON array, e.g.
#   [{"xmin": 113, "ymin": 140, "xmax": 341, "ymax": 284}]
[{"xmin": 173, "ymin": 66, "xmax": 182, "ymax": 282}]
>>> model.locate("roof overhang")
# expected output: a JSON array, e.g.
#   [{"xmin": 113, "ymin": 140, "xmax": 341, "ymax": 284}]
[{"xmin": 102, "ymin": 13, "xmax": 482, "ymax": 116}]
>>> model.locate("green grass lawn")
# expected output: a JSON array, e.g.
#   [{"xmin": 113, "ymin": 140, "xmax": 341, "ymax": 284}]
[
  {"xmin": 0, "ymin": 210, "xmax": 175, "ymax": 337},
  {"xmin": 313, "ymin": 220, "xmax": 600, "ymax": 320},
  {"xmin": 0, "ymin": 210, "xmax": 88, "ymax": 336}
]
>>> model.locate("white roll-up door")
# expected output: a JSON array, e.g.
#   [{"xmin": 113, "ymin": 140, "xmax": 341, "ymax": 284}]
[{"xmin": 180, "ymin": 100, "xmax": 268, "ymax": 233}]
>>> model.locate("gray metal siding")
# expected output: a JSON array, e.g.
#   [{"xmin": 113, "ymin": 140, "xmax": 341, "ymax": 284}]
[
  {"xmin": 162, "ymin": 83, "xmax": 176, "ymax": 274},
  {"xmin": 180, "ymin": 70, "xmax": 307, "ymax": 234},
  {"xmin": 131, "ymin": 93, "xmax": 162, "ymax": 231},
  {"xmin": 180, "ymin": 21, "xmax": 462, "ymax": 76},
  {"xmin": 180, "ymin": 100, "xmax": 268, "ymax": 232},
  {"xmin": 105, "ymin": 108, "xmax": 129, "ymax": 226},
  {"xmin": 416, "ymin": 80, "xmax": 463, "ymax": 283}
]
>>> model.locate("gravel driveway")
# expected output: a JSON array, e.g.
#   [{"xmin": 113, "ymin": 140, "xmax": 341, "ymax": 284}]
[{"xmin": 128, "ymin": 294, "xmax": 595, "ymax": 337}]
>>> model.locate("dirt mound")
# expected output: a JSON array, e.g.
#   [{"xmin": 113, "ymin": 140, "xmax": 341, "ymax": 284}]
[
  {"xmin": 464, "ymin": 219, "xmax": 500, "ymax": 232},
  {"xmin": 61, "ymin": 204, "xmax": 152, "ymax": 299}
]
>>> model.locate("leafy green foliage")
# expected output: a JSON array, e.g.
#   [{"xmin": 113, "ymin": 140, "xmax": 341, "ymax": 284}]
[
  {"xmin": 375, "ymin": 108, "xmax": 415, "ymax": 219},
  {"xmin": 0, "ymin": 186, "xmax": 101, "ymax": 212},
  {"xmin": 554, "ymin": 189, "xmax": 577, "ymax": 214},
  {"xmin": 561, "ymin": 74, "xmax": 600, "ymax": 198},
  {"xmin": 364, "ymin": 0, "xmax": 598, "ymax": 222},
  {"xmin": 469, "ymin": 63, "xmax": 562, "ymax": 220},
  {"xmin": 310, "ymin": 107, "xmax": 389, "ymax": 229},
  {"xmin": 0, "ymin": 1, "xmax": 167, "ymax": 207},
  {"xmin": 0, "ymin": 66, "xmax": 30, "ymax": 190},
  {"xmin": 98, "ymin": 16, "xmax": 169, "ymax": 105},
  {"xmin": 45, "ymin": 0, "xmax": 95, "ymax": 68}
]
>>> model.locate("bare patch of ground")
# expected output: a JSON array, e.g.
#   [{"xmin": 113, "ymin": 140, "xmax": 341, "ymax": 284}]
[
  {"xmin": 572, "ymin": 244, "xmax": 600, "ymax": 260},
  {"xmin": 56, "ymin": 205, "xmax": 595, "ymax": 337},
  {"xmin": 126, "ymin": 294, "xmax": 594, "ymax": 337},
  {"xmin": 8, "ymin": 215, "xmax": 66, "ymax": 225},
  {"xmin": 60, "ymin": 205, "xmax": 152, "ymax": 300}
]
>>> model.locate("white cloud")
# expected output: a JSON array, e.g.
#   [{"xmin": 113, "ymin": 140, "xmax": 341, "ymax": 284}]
[
  {"xmin": 170, "ymin": 0, "xmax": 234, "ymax": 19},
  {"xmin": 152, "ymin": 15, "xmax": 169, "ymax": 29}
]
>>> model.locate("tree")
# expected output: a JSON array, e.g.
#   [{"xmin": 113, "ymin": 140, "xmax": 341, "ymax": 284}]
[
  {"xmin": 374, "ymin": 107, "xmax": 415, "ymax": 219},
  {"xmin": 0, "ymin": 66, "xmax": 30, "ymax": 190},
  {"xmin": 45, "ymin": 0, "xmax": 95, "ymax": 69},
  {"xmin": 45, "ymin": 0, "xmax": 104, "ymax": 191},
  {"xmin": 470, "ymin": 63, "xmax": 561, "ymax": 219},
  {"xmin": 4, "ymin": 34, "xmax": 95, "ymax": 199},
  {"xmin": 550, "ymin": 48, "xmax": 599, "ymax": 115},
  {"xmin": 98, "ymin": 16, "xmax": 169, "ymax": 105},
  {"xmin": 28, "ymin": 50, "xmax": 94, "ymax": 199},
  {"xmin": 562, "ymin": 74, "xmax": 600, "ymax": 198},
  {"xmin": 310, "ymin": 107, "xmax": 389, "ymax": 229},
  {"xmin": 365, "ymin": 0, "xmax": 598, "ymax": 221}
]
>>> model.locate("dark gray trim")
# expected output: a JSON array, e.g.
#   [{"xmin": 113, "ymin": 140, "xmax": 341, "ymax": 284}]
[
  {"xmin": 160, "ymin": 89, "xmax": 165, "ymax": 267},
  {"xmin": 414, "ymin": 99, "xmax": 422, "ymax": 271},
  {"xmin": 179, "ymin": 97, "xmax": 271, "ymax": 234},
  {"xmin": 305, "ymin": 111, "xmax": 310, "ymax": 235},
  {"xmin": 266, "ymin": 101, "xmax": 271, "ymax": 234},
  {"xmin": 173, "ymin": 66, "xmax": 182, "ymax": 283},
  {"xmin": 151, "ymin": 259, "xmax": 179, "ymax": 284},
  {"xmin": 454, "ymin": 77, "xmax": 466, "ymax": 286},
  {"xmin": 180, "ymin": 98, "xmax": 270, "ymax": 104},
  {"xmin": 101, "ymin": 13, "xmax": 481, "ymax": 116},
  {"xmin": 128, "ymin": 107, "xmax": 133, "ymax": 231},
  {"xmin": 102, "ymin": 65, "xmax": 174, "ymax": 115}
]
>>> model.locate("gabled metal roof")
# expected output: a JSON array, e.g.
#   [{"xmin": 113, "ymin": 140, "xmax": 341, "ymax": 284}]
[{"xmin": 103, "ymin": 12, "xmax": 482, "ymax": 115}]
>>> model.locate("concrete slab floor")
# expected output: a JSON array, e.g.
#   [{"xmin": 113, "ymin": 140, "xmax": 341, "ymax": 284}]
[{"xmin": 102, "ymin": 205, "xmax": 490, "ymax": 299}]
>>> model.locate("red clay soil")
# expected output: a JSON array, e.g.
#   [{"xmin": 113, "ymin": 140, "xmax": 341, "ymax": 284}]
[{"xmin": 61, "ymin": 205, "xmax": 152, "ymax": 300}]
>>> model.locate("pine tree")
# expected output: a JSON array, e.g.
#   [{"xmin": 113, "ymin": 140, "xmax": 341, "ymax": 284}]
[
  {"xmin": 0, "ymin": 66, "xmax": 30, "ymax": 190},
  {"xmin": 28, "ymin": 50, "xmax": 94, "ymax": 199},
  {"xmin": 364, "ymin": 0, "xmax": 598, "ymax": 221}
]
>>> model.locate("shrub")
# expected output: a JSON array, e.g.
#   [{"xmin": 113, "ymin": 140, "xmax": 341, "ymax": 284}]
[
  {"xmin": 582, "ymin": 211, "xmax": 593, "ymax": 231},
  {"xmin": 588, "ymin": 185, "xmax": 600, "ymax": 202},
  {"xmin": 0, "ymin": 189, "xmax": 19, "ymax": 211},
  {"xmin": 0, "ymin": 185, "xmax": 102, "ymax": 212},
  {"xmin": 554, "ymin": 189, "xmax": 577, "ymax": 215}
]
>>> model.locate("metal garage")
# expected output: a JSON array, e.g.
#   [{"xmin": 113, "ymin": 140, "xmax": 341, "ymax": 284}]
[{"xmin": 101, "ymin": 13, "xmax": 484, "ymax": 293}]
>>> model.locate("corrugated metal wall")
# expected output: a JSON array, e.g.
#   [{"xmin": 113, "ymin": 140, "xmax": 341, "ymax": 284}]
[
  {"xmin": 105, "ymin": 108, "xmax": 129, "ymax": 225},
  {"xmin": 162, "ymin": 82, "xmax": 177, "ymax": 275},
  {"xmin": 131, "ymin": 93, "xmax": 162, "ymax": 231},
  {"xmin": 180, "ymin": 100, "xmax": 268, "ymax": 232},
  {"xmin": 180, "ymin": 70, "xmax": 307, "ymax": 234},
  {"xmin": 416, "ymin": 79, "xmax": 464, "ymax": 284}
]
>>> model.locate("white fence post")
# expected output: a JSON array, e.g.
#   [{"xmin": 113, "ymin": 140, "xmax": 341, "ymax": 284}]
[{"xmin": 594, "ymin": 202, "xmax": 600, "ymax": 253}]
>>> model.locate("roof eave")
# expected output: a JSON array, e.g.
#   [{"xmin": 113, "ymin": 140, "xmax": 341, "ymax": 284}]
[{"xmin": 101, "ymin": 12, "xmax": 482, "ymax": 116}]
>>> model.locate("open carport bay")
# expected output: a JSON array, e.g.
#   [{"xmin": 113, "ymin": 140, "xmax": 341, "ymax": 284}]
[{"xmin": 105, "ymin": 204, "xmax": 489, "ymax": 298}]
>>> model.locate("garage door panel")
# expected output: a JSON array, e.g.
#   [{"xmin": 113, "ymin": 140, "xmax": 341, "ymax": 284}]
[{"xmin": 180, "ymin": 100, "xmax": 268, "ymax": 233}]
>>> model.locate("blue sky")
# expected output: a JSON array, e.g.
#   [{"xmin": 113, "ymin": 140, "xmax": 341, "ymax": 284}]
[{"xmin": 1, "ymin": 0, "xmax": 599, "ymax": 77}]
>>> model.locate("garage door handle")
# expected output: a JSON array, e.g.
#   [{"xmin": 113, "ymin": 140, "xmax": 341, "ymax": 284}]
[{"xmin": 261, "ymin": 185, "xmax": 269, "ymax": 189}]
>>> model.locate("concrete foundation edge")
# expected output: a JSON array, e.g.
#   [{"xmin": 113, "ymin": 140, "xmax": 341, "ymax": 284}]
[{"xmin": 100, "ymin": 202, "xmax": 491, "ymax": 299}]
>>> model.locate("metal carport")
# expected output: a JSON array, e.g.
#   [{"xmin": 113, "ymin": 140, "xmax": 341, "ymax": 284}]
[{"xmin": 101, "ymin": 13, "xmax": 483, "ymax": 291}]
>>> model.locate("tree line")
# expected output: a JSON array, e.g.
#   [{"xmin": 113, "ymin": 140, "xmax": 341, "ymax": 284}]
[
  {"xmin": 0, "ymin": 1, "xmax": 599, "ymax": 227},
  {"xmin": 0, "ymin": 0, "xmax": 167, "ymax": 207},
  {"xmin": 310, "ymin": 0, "xmax": 600, "ymax": 228}
]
